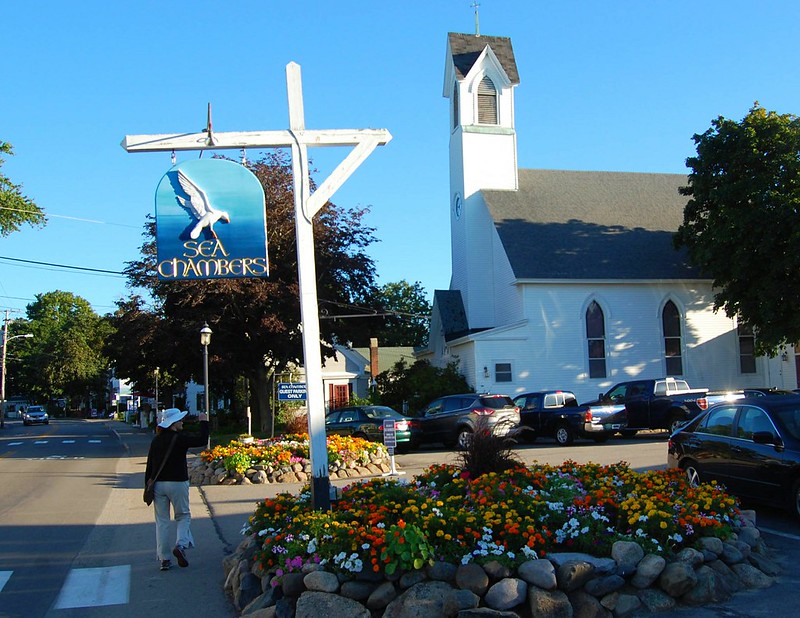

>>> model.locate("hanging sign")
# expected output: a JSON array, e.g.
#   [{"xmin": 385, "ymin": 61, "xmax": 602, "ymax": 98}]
[{"xmin": 154, "ymin": 159, "xmax": 268, "ymax": 280}]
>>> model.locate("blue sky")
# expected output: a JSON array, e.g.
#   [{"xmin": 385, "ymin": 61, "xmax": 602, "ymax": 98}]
[{"xmin": 2, "ymin": 1, "xmax": 799, "ymax": 317}]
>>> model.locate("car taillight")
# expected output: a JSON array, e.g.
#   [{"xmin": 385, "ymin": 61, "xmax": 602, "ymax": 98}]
[
  {"xmin": 697, "ymin": 398, "xmax": 708, "ymax": 410},
  {"xmin": 474, "ymin": 408, "xmax": 495, "ymax": 416},
  {"xmin": 407, "ymin": 420, "xmax": 421, "ymax": 428},
  {"xmin": 395, "ymin": 421, "xmax": 408, "ymax": 431},
  {"xmin": 584, "ymin": 411, "xmax": 593, "ymax": 422}
]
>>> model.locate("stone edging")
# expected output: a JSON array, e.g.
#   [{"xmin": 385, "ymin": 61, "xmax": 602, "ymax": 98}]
[
  {"xmin": 188, "ymin": 455, "xmax": 394, "ymax": 486},
  {"xmin": 223, "ymin": 510, "xmax": 781, "ymax": 617}
]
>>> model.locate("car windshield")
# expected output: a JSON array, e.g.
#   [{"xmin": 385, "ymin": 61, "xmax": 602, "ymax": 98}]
[
  {"xmin": 478, "ymin": 396, "xmax": 514, "ymax": 409},
  {"xmin": 364, "ymin": 407, "xmax": 402, "ymax": 420},
  {"xmin": 773, "ymin": 405, "xmax": 800, "ymax": 440}
]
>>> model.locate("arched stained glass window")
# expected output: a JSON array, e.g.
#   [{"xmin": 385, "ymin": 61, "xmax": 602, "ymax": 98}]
[{"xmin": 586, "ymin": 301, "xmax": 606, "ymax": 379}]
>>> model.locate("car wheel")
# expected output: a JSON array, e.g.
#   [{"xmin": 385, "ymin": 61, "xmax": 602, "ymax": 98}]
[
  {"xmin": 456, "ymin": 428, "xmax": 473, "ymax": 450},
  {"xmin": 682, "ymin": 461, "xmax": 701, "ymax": 488},
  {"xmin": 791, "ymin": 480, "xmax": 800, "ymax": 520},
  {"xmin": 668, "ymin": 415, "xmax": 685, "ymax": 434},
  {"xmin": 555, "ymin": 424, "xmax": 574, "ymax": 446}
]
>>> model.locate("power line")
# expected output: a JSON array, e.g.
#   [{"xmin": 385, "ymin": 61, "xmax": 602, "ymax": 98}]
[
  {"xmin": 0, "ymin": 255, "xmax": 124, "ymax": 276},
  {"xmin": 0, "ymin": 205, "xmax": 140, "ymax": 229}
]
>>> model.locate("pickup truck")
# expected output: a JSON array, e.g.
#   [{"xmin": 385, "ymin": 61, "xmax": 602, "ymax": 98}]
[
  {"xmin": 588, "ymin": 378, "xmax": 708, "ymax": 435},
  {"xmin": 512, "ymin": 390, "xmax": 626, "ymax": 446}
]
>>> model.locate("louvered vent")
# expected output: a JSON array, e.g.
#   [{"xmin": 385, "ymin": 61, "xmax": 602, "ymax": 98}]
[{"xmin": 477, "ymin": 76, "xmax": 497, "ymax": 124}]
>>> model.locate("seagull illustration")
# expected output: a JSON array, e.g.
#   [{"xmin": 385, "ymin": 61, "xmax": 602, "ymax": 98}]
[{"xmin": 175, "ymin": 168, "xmax": 231, "ymax": 240}]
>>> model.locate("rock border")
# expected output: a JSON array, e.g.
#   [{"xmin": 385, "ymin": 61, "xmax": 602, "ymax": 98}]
[
  {"xmin": 188, "ymin": 454, "xmax": 394, "ymax": 486},
  {"xmin": 223, "ymin": 509, "xmax": 782, "ymax": 617}
]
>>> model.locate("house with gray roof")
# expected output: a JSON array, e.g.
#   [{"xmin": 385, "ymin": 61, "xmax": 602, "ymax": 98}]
[{"xmin": 418, "ymin": 31, "xmax": 794, "ymax": 402}]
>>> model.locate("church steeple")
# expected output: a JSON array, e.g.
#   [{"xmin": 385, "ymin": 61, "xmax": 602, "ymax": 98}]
[{"xmin": 444, "ymin": 32, "xmax": 520, "ymax": 329}]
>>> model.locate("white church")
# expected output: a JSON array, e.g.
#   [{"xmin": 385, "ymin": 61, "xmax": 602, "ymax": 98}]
[{"xmin": 418, "ymin": 32, "xmax": 797, "ymax": 403}]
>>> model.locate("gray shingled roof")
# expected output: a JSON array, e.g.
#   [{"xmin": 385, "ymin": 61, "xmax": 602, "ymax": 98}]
[
  {"xmin": 482, "ymin": 169, "xmax": 703, "ymax": 280},
  {"xmin": 448, "ymin": 32, "xmax": 520, "ymax": 84}
]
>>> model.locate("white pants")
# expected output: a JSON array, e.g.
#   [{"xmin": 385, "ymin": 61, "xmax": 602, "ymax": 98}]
[{"xmin": 153, "ymin": 480, "xmax": 194, "ymax": 561}]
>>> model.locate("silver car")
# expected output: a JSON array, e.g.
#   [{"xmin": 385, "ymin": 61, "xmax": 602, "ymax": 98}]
[
  {"xmin": 415, "ymin": 393, "xmax": 520, "ymax": 449},
  {"xmin": 23, "ymin": 405, "xmax": 49, "ymax": 426}
]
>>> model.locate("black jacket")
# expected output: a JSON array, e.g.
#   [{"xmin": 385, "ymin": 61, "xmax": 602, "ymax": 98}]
[{"xmin": 144, "ymin": 420, "xmax": 209, "ymax": 484}]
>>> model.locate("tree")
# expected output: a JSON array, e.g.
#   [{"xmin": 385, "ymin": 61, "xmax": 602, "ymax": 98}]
[
  {"xmin": 674, "ymin": 104, "xmax": 800, "ymax": 355},
  {"xmin": 0, "ymin": 141, "xmax": 46, "ymax": 236},
  {"xmin": 16, "ymin": 291, "xmax": 112, "ymax": 408},
  {"xmin": 376, "ymin": 359, "xmax": 471, "ymax": 415},
  {"xmin": 110, "ymin": 152, "xmax": 381, "ymax": 432},
  {"xmin": 372, "ymin": 280, "xmax": 431, "ymax": 347}
]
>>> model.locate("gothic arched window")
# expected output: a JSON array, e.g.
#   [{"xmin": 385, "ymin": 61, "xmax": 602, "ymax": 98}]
[
  {"xmin": 662, "ymin": 301, "xmax": 683, "ymax": 376},
  {"xmin": 477, "ymin": 76, "xmax": 498, "ymax": 124},
  {"xmin": 586, "ymin": 301, "xmax": 606, "ymax": 379}
]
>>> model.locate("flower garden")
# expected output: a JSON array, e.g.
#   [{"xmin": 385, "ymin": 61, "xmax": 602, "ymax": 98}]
[{"xmin": 231, "ymin": 439, "xmax": 740, "ymax": 582}]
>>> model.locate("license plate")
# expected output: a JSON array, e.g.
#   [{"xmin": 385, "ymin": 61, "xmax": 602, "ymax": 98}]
[{"xmin": 605, "ymin": 424, "xmax": 622, "ymax": 430}]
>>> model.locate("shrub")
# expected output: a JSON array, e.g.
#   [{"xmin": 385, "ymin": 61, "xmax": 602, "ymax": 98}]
[{"xmin": 456, "ymin": 416, "xmax": 523, "ymax": 478}]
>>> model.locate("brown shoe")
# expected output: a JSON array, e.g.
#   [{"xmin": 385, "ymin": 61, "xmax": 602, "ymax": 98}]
[{"xmin": 172, "ymin": 545, "xmax": 188, "ymax": 568}]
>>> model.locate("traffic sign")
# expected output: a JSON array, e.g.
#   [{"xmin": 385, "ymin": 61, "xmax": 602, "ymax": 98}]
[{"xmin": 277, "ymin": 382, "xmax": 307, "ymax": 401}]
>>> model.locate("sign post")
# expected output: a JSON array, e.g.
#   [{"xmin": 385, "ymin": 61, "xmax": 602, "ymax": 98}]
[
  {"xmin": 381, "ymin": 419, "xmax": 404, "ymax": 477},
  {"xmin": 122, "ymin": 63, "xmax": 391, "ymax": 510}
]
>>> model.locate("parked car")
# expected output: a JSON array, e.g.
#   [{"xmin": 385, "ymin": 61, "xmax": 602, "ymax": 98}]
[
  {"xmin": 706, "ymin": 387, "xmax": 796, "ymax": 406},
  {"xmin": 513, "ymin": 390, "xmax": 626, "ymax": 445},
  {"xmin": 667, "ymin": 395, "xmax": 800, "ymax": 519},
  {"xmin": 325, "ymin": 405, "xmax": 420, "ymax": 452},
  {"xmin": 414, "ymin": 393, "xmax": 520, "ymax": 449},
  {"xmin": 23, "ymin": 405, "xmax": 49, "ymax": 426},
  {"xmin": 588, "ymin": 377, "xmax": 709, "ymax": 435}
]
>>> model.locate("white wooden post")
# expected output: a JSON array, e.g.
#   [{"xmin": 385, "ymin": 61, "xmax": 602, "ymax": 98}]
[{"xmin": 122, "ymin": 62, "xmax": 391, "ymax": 510}]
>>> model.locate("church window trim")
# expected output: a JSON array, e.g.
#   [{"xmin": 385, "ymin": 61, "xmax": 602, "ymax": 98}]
[
  {"xmin": 477, "ymin": 75, "xmax": 498, "ymax": 125},
  {"xmin": 661, "ymin": 299, "xmax": 684, "ymax": 377},
  {"xmin": 585, "ymin": 299, "xmax": 607, "ymax": 379}
]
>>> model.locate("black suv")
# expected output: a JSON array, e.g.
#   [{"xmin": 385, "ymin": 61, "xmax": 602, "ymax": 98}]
[{"xmin": 415, "ymin": 394, "xmax": 520, "ymax": 449}]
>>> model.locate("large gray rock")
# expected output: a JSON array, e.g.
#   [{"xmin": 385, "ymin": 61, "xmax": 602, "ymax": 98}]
[
  {"xmin": 566, "ymin": 589, "xmax": 609, "ymax": 617},
  {"xmin": 720, "ymin": 542, "xmax": 745, "ymax": 565},
  {"xmin": 427, "ymin": 561, "xmax": 458, "ymax": 582},
  {"xmin": 636, "ymin": 588, "xmax": 675, "ymax": 613},
  {"xmin": 583, "ymin": 574, "xmax": 625, "ymax": 597},
  {"xmin": 382, "ymin": 581, "xmax": 461, "ymax": 618},
  {"xmin": 630, "ymin": 553, "xmax": 665, "ymax": 589},
  {"xmin": 548, "ymin": 552, "xmax": 617, "ymax": 575},
  {"xmin": 658, "ymin": 562, "xmax": 697, "ymax": 597},
  {"xmin": 527, "ymin": 587, "xmax": 573, "ymax": 618},
  {"xmin": 241, "ymin": 587, "xmax": 282, "ymax": 615},
  {"xmin": 556, "ymin": 559, "xmax": 595, "ymax": 592},
  {"xmin": 340, "ymin": 580, "xmax": 377, "ymax": 601},
  {"xmin": 483, "ymin": 560, "xmax": 512, "ymax": 581},
  {"xmin": 681, "ymin": 565, "xmax": 730, "ymax": 605},
  {"xmin": 303, "ymin": 570, "xmax": 339, "ymax": 593},
  {"xmin": 674, "ymin": 547, "xmax": 704, "ymax": 567},
  {"xmin": 737, "ymin": 525, "xmax": 761, "ymax": 548},
  {"xmin": 696, "ymin": 536, "xmax": 724, "ymax": 556},
  {"xmin": 611, "ymin": 593, "xmax": 641, "ymax": 618},
  {"xmin": 517, "ymin": 559, "xmax": 557, "ymax": 590},
  {"xmin": 458, "ymin": 610, "xmax": 521, "ymax": 618},
  {"xmin": 705, "ymin": 559, "xmax": 743, "ymax": 593},
  {"xmin": 456, "ymin": 563, "xmax": 490, "ymax": 596},
  {"xmin": 748, "ymin": 551, "xmax": 781, "ymax": 576},
  {"xmin": 611, "ymin": 541, "xmax": 644, "ymax": 575},
  {"xmin": 235, "ymin": 573, "xmax": 264, "ymax": 612},
  {"xmin": 399, "ymin": 569, "xmax": 427, "ymax": 589},
  {"xmin": 280, "ymin": 572, "xmax": 306, "ymax": 598},
  {"xmin": 731, "ymin": 563, "xmax": 774, "ymax": 588},
  {"xmin": 294, "ymin": 591, "xmax": 370, "ymax": 618},
  {"xmin": 484, "ymin": 577, "xmax": 527, "ymax": 611},
  {"xmin": 366, "ymin": 581, "xmax": 398, "ymax": 610}
]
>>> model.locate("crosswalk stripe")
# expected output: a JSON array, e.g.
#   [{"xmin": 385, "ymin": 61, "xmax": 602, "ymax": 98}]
[
  {"xmin": 88, "ymin": 440, "xmax": 102, "ymax": 444},
  {"xmin": 0, "ymin": 571, "xmax": 11, "ymax": 592},
  {"xmin": 63, "ymin": 440, "xmax": 76, "ymax": 444},
  {"xmin": 7, "ymin": 442, "xmax": 22, "ymax": 446},
  {"xmin": 34, "ymin": 440, "xmax": 48, "ymax": 444},
  {"xmin": 53, "ymin": 565, "xmax": 130, "ymax": 609}
]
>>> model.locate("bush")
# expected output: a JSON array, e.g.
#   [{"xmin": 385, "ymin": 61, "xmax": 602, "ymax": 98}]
[{"xmin": 456, "ymin": 416, "xmax": 523, "ymax": 478}]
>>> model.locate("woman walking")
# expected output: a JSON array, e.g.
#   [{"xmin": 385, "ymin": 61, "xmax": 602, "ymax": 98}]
[{"xmin": 144, "ymin": 408, "xmax": 209, "ymax": 571}]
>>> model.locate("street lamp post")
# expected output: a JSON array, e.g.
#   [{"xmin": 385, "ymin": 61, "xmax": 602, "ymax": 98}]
[
  {"xmin": 1, "ymin": 326, "xmax": 34, "ymax": 429},
  {"xmin": 200, "ymin": 323, "xmax": 212, "ymax": 449}
]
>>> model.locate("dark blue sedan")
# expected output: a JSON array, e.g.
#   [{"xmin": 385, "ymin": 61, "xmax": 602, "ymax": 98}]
[{"xmin": 667, "ymin": 395, "xmax": 800, "ymax": 519}]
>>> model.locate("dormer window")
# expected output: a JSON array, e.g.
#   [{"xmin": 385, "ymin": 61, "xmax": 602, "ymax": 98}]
[{"xmin": 477, "ymin": 76, "xmax": 498, "ymax": 124}]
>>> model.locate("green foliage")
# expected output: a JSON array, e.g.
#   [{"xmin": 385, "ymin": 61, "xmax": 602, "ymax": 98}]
[
  {"xmin": 376, "ymin": 359, "xmax": 472, "ymax": 415},
  {"xmin": 675, "ymin": 104, "xmax": 800, "ymax": 354},
  {"xmin": 14, "ymin": 291, "xmax": 111, "ymax": 405},
  {"xmin": 0, "ymin": 141, "xmax": 46, "ymax": 237},
  {"xmin": 380, "ymin": 522, "xmax": 435, "ymax": 575},
  {"xmin": 223, "ymin": 451, "xmax": 252, "ymax": 475},
  {"xmin": 372, "ymin": 280, "xmax": 431, "ymax": 347}
]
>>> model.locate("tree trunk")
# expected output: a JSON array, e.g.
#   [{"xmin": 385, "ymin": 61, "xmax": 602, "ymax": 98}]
[{"xmin": 248, "ymin": 368, "xmax": 274, "ymax": 436}]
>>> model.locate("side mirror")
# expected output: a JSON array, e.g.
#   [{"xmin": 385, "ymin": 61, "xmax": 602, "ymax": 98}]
[{"xmin": 752, "ymin": 431, "xmax": 780, "ymax": 446}]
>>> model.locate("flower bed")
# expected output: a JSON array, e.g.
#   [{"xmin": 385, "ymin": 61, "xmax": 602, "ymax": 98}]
[
  {"xmin": 192, "ymin": 433, "xmax": 393, "ymax": 485},
  {"xmin": 223, "ymin": 460, "xmax": 779, "ymax": 616}
]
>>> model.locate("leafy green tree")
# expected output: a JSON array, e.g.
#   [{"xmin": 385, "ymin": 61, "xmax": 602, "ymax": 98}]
[
  {"xmin": 17, "ymin": 291, "xmax": 112, "ymax": 409},
  {"xmin": 376, "ymin": 359, "xmax": 471, "ymax": 415},
  {"xmin": 0, "ymin": 141, "xmax": 46, "ymax": 235},
  {"xmin": 109, "ymin": 152, "xmax": 381, "ymax": 432},
  {"xmin": 674, "ymin": 104, "xmax": 800, "ymax": 355},
  {"xmin": 372, "ymin": 280, "xmax": 431, "ymax": 347}
]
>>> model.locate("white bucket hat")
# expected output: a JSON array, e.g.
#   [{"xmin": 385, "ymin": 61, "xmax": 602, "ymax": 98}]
[{"xmin": 158, "ymin": 408, "xmax": 188, "ymax": 429}]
